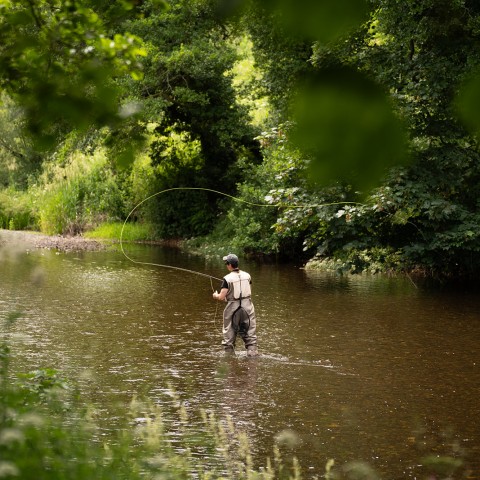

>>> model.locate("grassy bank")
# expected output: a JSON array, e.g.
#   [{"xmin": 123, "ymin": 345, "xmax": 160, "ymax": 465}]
[{"xmin": 84, "ymin": 222, "xmax": 156, "ymax": 243}]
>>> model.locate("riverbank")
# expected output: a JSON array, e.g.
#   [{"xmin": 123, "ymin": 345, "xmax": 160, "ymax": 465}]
[
  {"xmin": 0, "ymin": 228, "xmax": 183, "ymax": 253},
  {"xmin": 0, "ymin": 229, "xmax": 106, "ymax": 252}
]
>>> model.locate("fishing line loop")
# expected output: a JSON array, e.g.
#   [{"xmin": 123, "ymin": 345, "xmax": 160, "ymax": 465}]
[{"xmin": 120, "ymin": 186, "xmax": 363, "ymax": 284}]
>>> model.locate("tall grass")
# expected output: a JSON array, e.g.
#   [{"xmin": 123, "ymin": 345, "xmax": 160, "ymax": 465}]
[
  {"xmin": 0, "ymin": 143, "xmax": 161, "ymax": 237},
  {"xmin": 33, "ymin": 148, "xmax": 125, "ymax": 235},
  {"xmin": 84, "ymin": 222, "xmax": 155, "ymax": 242},
  {"xmin": 0, "ymin": 189, "xmax": 37, "ymax": 230}
]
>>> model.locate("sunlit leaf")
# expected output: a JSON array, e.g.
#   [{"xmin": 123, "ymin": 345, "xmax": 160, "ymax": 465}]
[{"xmin": 0, "ymin": 1, "xmax": 147, "ymax": 149}]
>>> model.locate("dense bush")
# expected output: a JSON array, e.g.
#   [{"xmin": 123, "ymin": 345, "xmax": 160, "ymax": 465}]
[
  {"xmin": 200, "ymin": 125, "xmax": 301, "ymax": 258},
  {"xmin": 209, "ymin": 125, "xmax": 355, "ymax": 262},
  {"xmin": 33, "ymin": 149, "xmax": 125, "ymax": 235},
  {"xmin": 216, "ymin": 121, "xmax": 480, "ymax": 280},
  {"xmin": 0, "ymin": 189, "xmax": 37, "ymax": 231},
  {"xmin": 143, "ymin": 128, "xmax": 218, "ymax": 238}
]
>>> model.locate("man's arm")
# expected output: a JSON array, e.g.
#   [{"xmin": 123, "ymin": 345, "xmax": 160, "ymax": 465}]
[{"xmin": 213, "ymin": 288, "xmax": 228, "ymax": 301}]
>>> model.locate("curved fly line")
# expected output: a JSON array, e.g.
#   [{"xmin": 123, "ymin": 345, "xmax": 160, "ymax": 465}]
[{"xmin": 120, "ymin": 186, "xmax": 363, "ymax": 289}]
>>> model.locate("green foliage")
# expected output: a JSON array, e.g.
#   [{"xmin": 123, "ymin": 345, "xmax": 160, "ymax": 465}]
[
  {"xmin": 304, "ymin": 144, "xmax": 480, "ymax": 278},
  {"xmin": 271, "ymin": 0, "xmax": 480, "ymax": 278},
  {"xmin": 204, "ymin": 124, "xmax": 352, "ymax": 259},
  {"xmin": 224, "ymin": 183, "xmax": 280, "ymax": 255},
  {"xmin": 16, "ymin": 369, "xmax": 70, "ymax": 402},
  {"xmin": 0, "ymin": 189, "xmax": 36, "ymax": 230},
  {"xmin": 85, "ymin": 222, "xmax": 155, "ymax": 242},
  {"xmin": 367, "ymin": 0, "xmax": 480, "ymax": 140},
  {"xmin": 337, "ymin": 0, "xmax": 480, "ymax": 278},
  {"xmin": 237, "ymin": 2, "xmax": 412, "ymax": 193},
  {"xmin": 238, "ymin": 3, "xmax": 314, "ymax": 121},
  {"xmin": 220, "ymin": 117, "xmax": 480, "ymax": 278},
  {"xmin": 34, "ymin": 148, "xmax": 124, "ymax": 235},
  {"xmin": 0, "ymin": 0, "xmax": 147, "ymax": 150},
  {"xmin": 37, "ymin": 184, "xmax": 79, "ymax": 235},
  {"xmin": 370, "ymin": 153, "xmax": 480, "ymax": 277},
  {"xmin": 144, "ymin": 128, "xmax": 217, "ymax": 238},
  {"xmin": 123, "ymin": 0, "xmax": 260, "ymax": 192},
  {"xmin": 230, "ymin": 36, "xmax": 270, "ymax": 127},
  {"xmin": 198, "ymin": 128, "xmax": 285, "ymax": 256},
  {"xmin": 0, "ymin": 93, "xmax": 42, "ymax": 189},
  {"xmin": 292, "ymin": 68, "xmax": 409, "ymax": 193}
]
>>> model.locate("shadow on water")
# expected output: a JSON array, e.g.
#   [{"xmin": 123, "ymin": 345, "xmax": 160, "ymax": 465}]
[{"xmin": 1, "ymin": 241, "xmax": 480, "ymax": 478}]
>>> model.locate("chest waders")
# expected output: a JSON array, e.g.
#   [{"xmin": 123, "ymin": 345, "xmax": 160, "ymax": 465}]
[
  {"xmin": 228, "ymin": 271, "xmax": 251, "ymax": 336},
  {"xmin": 232, "ymin": 294, "xmax": 250, "ymax": 335},
  {"xmin": 222, "ymin": 270, "xmax": 258, "ymax": 356}
]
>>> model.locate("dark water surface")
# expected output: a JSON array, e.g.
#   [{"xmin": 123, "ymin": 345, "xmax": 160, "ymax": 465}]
[{"xmin": 1, "ymin": 240, "xmax": 479, "ymax": 478}]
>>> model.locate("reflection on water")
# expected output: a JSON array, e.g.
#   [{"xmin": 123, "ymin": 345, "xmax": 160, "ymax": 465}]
[{"xmin": 1, "ymin": 240, "xmax": 480, "ymax": 478}]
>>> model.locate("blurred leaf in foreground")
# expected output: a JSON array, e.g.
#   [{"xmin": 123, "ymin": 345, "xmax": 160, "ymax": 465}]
[
  {"xmin": 219, "ymin": 0, "xmax": 371, "ymax": 42},
  {"xmin": 292, "ymin": 68, "xmax": 409, "ymax": 193},
  {"xmin": 266, "ymin": 0, "xmax": 371, "ymax": 43},
  {"xmin": 456, "ymin": 67, "xmax": 480, "ymax": 136},
  {"xmin": 0, "ymin": 0, "xmax": 146, "ymax": 150}
]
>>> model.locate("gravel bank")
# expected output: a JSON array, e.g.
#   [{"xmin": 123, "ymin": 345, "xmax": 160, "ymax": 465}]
[{"xmin": 0, "ymin": 229, "xmax": 106, "ymax": 252}]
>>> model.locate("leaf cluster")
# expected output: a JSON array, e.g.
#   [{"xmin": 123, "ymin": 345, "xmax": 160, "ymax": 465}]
[{"xmin": 0, "ymin": 0, "xmax": 147, "ymax": 149}]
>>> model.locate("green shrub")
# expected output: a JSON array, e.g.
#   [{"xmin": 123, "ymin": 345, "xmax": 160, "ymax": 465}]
[
  {"xmin": 208, "ymin": 124, "xmax": 354, "ymax": 261},
  {"xmin": 34, "ymin": 149, "xmax": 125, "ymax": 235},
  {"xmin": 37, "ymin": 183, "xmax": 80, "ymax": 235},
  {"xmin": 0, "ymin": 189, "xmax": 37, "ymax": 231}
]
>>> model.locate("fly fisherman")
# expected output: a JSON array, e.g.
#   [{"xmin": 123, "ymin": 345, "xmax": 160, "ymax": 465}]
[{"xmin": 213, "ymin": 253, "xmax": 259, "ymax": 357}]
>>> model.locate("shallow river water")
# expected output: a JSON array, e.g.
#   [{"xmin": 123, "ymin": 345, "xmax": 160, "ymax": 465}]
[{"xmin": 1, "ymin": 239, "xmax": 479, "ymax": 478}]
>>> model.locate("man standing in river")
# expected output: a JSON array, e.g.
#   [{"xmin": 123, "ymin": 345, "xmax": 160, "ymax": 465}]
[{"xmin": 213, "ymin": 253, "xmax": 259, "ymax": 357}]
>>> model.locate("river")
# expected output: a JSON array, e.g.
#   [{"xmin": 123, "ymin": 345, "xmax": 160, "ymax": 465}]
[{"xmin": 1, "ymin": 239, "xmax": 479, "ymax": 478}]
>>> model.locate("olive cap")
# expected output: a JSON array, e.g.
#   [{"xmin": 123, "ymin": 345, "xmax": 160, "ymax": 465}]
[{"xmin": 222, "ymin": 253, "xmax": 239, "ymax": 264}]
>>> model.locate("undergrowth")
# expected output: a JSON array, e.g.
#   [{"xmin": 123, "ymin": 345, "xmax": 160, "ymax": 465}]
[{"xmin": 0, "ymin": 189, "xmax": 37, "ymax": 231}]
